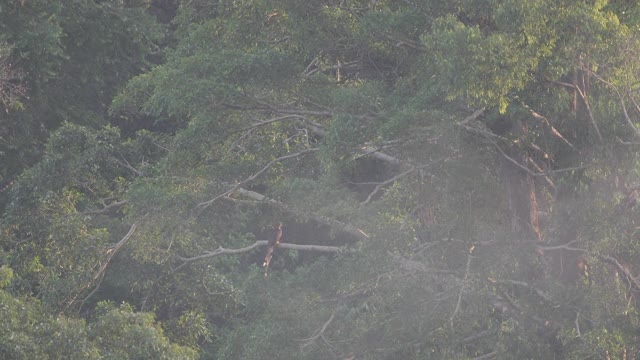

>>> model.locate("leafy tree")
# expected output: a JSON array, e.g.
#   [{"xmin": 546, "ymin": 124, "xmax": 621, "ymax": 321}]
[{"xmin": 4, "ymin": 0, "xmax": 640, "ymax": 359}]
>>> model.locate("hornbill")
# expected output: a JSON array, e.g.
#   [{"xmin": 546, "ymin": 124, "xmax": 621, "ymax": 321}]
[{"xmin": 263, "ymin": 223, "xmax": 283, "ymax": 276}]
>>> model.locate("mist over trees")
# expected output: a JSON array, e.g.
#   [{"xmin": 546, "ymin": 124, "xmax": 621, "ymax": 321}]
[{"xmin": 2, "ymin": 0, "xmax": 640, "ymax": 358}]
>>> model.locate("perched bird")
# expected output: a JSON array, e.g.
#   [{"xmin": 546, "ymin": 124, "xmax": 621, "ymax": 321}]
[{"xmin": 263, "ymin": 223, "xmax": 283, "ymax": 276}]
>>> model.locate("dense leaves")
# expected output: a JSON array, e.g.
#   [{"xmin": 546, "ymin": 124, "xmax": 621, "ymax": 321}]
[{"xmin": 3, "ymin": 0, "xmax": 640, "ymax": 358}]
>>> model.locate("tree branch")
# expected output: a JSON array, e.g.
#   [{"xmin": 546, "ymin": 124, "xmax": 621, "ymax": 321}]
[
  {"xmin": 471, "ymin": 351, "xmax": 498, "ymax": 360},
  {"xmin": 71, "ymin": 223, "xmax": 138, "ymax": 312},
  {"xmin": 231, "ymin": 187, "xmax": 369, "ymax": 242},
  {"xmin": 551, "ymin": 80, "xmax": 603, "ymax": 142},
  {"xmin": 175, "ymin": 240, "xmax": 341, "ymax": 263},
  {"xmin": 535, "ymin": 240, "xmax": 587, "ymax": 253},
  {"xmin": 360, "ymin": 156, "xmax": 451, "ymax": 205},
  {"xmin": 587, "ymin": 71, "xmax": 640, "ymax": 139},
  {"xmin": 83, "ymin": 200, "xmax": 129, "ymax": 215},
  {"xmin": 196, "ymin": 148, "xmax": 319, "ymax": 209},
  {"xmin": 114, "ymin": 153, "xmax": 144, "ymax": 177},
  {"xmin": 297, "ymin": 311, "xmax": 337, "ymax": 350},
  {"xmin": 495, "ymin": 144, "xmax": 586, "ymax": 176},
  {"xmin": 450, "ymin": 245, "xmax": 475, "ymax": 326},
  {"xmin": 242, "ymin": 114, "xmax": 307, "ymax": 132},
  {"xmin": 602, "ymin": 256, "xmax": 640, "ymax": 291}
]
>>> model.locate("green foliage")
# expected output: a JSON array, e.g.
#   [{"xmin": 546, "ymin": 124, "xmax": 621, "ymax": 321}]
[
  {"xmin": 0, "ymin": 0, "xmax": 163, "ymax": 197},
  {"xmin": 5, "ymin": 0, "xmax": 640, "ymax": 359}
]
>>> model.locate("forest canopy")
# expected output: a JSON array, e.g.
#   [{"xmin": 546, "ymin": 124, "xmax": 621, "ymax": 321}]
[{"xmin": 2, "ymin": 0, "xmax": 640, "ymax": 359}]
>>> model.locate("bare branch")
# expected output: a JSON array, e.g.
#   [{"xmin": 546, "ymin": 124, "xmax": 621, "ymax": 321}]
[
  {"xmin": 71, "ymin": 223, "xmax": 138, "ymax": 312},
  {"xmin": 244, "ymin": 92, "xmax": 333, "ymax": 117},
  {"xmin": 536, "ymin": 240, "xmax": 587, "ymax": 253},
  {"xmin": 528, "ymin": 157, "xmax": 556, "ymax": 190},
  {"xmin": 458, "ymin": 329, "xmax": 494, "ymax": 345},
  {"xmin": 552, "ymin": 80, "xmax": 603, "ymax": 142},
  {"xmin": 489, "ymin": 278, "xmax": 554, "ymax": 303},
  {"xmin": 83, "ymin": 200, "xmax": 129, "ymax": 215},
  {"xmin": 602, "ymin": 256, "xmax": 640, "ymax": 290},
  {"xmin": 457, "ymin": 108, "xmax": 486, "ymax": 126},
  {"xmin": 297, "ymin": 311, "xmax": 336, "ymax": 349},
  {"xmin": 360, "ymin": 156, "xmax": 451, "ymax": 205},
  {"xmin": 360, "ymin": 146, "xmax": 406, "ymax": 167},
  {"xmin": 361, "ymin": 167, "xmax": 415, "ymax": 205},
  {"xmin": 471, "ymin": 351, "xmax": 498, "ymax": 360},
  {"xmin": 587, "ymin": 71, "xmax": 640, "ymax": 139},
  {"xmin": 451, "ymin": 245, "xmax": 475, "ymax": 326},
  {"xmin": 521, "ymin": 102, "xmax": 574, "ymax": 148},
  {"xmin": 495, "ymin": 144, "xmax": 586, "ymax": 177},
  {"xmin": 232, "ymin": 187, "xmax": 369, "ymax": 242},
  {"xmin": 196, "ymin": 148, "xmax": 319, "ymax": 210},
  {"xmin": 114, "ymin": 153, "xmax": 144, "ymax": 177},
  {"xmin": 175, "ymin": 240, "xmax": 341, "ymax": 263},
  {"xmin": 243, "ymin": 114, "xmax": 306, "ymax": 131}
]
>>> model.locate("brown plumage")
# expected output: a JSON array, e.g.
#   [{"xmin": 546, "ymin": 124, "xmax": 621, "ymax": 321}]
[{"xmin": 263, "ymin": 223, "xmax": 283, "ymax": 276}]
